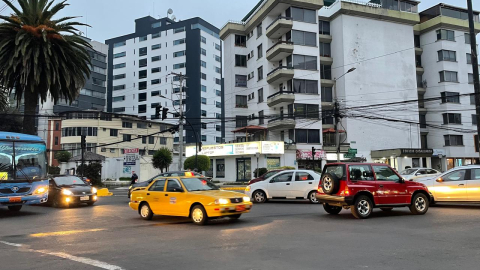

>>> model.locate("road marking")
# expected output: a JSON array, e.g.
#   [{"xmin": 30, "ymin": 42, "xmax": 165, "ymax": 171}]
[
  {"xmin": 0, "ymin": 241, "xmax": 125, "ymax": 270},
  {"xmin": 30, "ymin": 228, "xmax": 105, "ymax": 238}
]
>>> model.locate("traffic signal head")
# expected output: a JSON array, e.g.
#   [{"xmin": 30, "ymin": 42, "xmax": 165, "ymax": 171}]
[
  {"xmin": 81, "ymin": 135, "xmax": 86, "ymax": 149},
  {"xmin": 312, "ymin": 147, "xmax": 316, "ymax": 159},
  {"xmin": 155, "ymin": 105, "xmax": 162, "ymax": 118},
  {"xmin": 162, "ymin": 108, "xmax": 169, "ymax": 121}
]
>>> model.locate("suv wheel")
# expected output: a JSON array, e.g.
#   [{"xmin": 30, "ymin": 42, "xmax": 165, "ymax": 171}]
[
  {"xmin": 321, "ymin": 173, "xmax": 340, "ymax": 195},
  {"xmin": 252, "ymin": 190, "xmax": 267, "ymax": 203},
  {"xmin": 409, "ymin": 193, "xmax": 429, "ymax": 215},
  {"xmin": 351, "ymin": 195, "xmax": 373, "ymax": 219},
  {"xmin": 323, "ymin": 203, "xmax": 342, "ymax": 215}
]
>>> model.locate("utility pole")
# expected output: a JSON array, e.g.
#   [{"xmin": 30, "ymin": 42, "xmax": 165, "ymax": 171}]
[
  {"xmin": 170, "ymin": 72, "xmax": 187, "ymax": 170},
  {"xmin": 80, "ymin": 134, "xmax": 86, "ymax": 178},
  {"xmin": 468, "ymin": 0, "xmax": 480, "ymax": 159}
]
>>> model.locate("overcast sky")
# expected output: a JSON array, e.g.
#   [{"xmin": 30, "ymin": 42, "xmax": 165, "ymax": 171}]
[{"xmin": 1, "ymin": 0, "xmax": 478, "ymax": 42}]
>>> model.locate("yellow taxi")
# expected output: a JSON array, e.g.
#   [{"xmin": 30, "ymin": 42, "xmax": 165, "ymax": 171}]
[{"xmin": 129, "ymin": 176, "xmax": 253, "ymax": 225}]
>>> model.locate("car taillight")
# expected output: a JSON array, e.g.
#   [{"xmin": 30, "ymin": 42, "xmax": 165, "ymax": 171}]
[{"xmin": 339, "ymin": 186, "xmax": 350, "ymax": 196}]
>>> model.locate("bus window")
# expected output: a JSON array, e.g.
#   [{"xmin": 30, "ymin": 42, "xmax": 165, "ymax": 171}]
[{"xmin": 0, "ymin": 142, "xmax": 14, "ymax": 180}]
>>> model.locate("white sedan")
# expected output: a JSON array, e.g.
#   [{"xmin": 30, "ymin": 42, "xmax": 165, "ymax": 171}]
[
  {"xmin": 245, "ymin": 170, "xmax": 320, "ymax": 204},
  {"xmin": 400, "ymin": 167, "xmax": 440, "ymax": 181}
]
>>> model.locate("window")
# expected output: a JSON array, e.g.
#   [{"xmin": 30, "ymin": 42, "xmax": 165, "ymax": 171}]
[
  {"xmin": 138, "ymin": 104, "xmax": 147, "ymax": 113},
  {"xmin": 257, "ymin": 44, "xmax": 263, "ymax": 59},
  {"xmin": 173, "ymin": 51, "xmax": 185, "ymax": 57},
  {"xmin": 295, "ymin": 172, "xmax": 314, "ymax": 181},
  {"xmin": 256, "ymin": 23, "xmax": 262, "ymax": 37},
  {"xmin": 113, "ymin": 74, "xmax": 126, "ymax": 80},
  {"xmin": 113, "ymin": 63, "xmax": 126, "ymax": 69},
  {"xmin": 293, "ymin": 79, "xmax": 318, "ymax": 94},
  {"xmin": 291, "ymin": 30, "xmax": 316, "ymax": 46},
  {"xmin": 149, "ymin": 179, "xmax": 166, "ymax": 191},
  {"xmin": 139, "ymin": 47, "xmax": 147, "ymax": 56},
  {"xmin": 216, "ymin": 101, "xmax": 221, "ymax": 108},
  {"xmin": 272, "ymin": 172, "xmax": 293, "ymax": 183},
  {"xmin": 437, "ymin": 50, "xmax": 456, "ymax": 62},
  {"xmin": 201, "ymin": 48, "xmax": 206, "ymax": 56},
  {"xmin": 257, "ymin": 66, "xmax": 263, "ymax": 81},
  {"xmin": 123, "ymin": 134, "xmax": 132, "ymax": 142},
  {"xmin": 113, "ymin": 96, "xmax": 125, "ymax": 102},
  {"xmin": 139, "ymin": 70, "xmax": 147, "ymax": 79},
  {"xmin": 321, "ymin": 87, "xmax": 333, "ymax": 102},
  {"xmin": 152, "ymin": 67, "xmax": 160, "ymax": 73},
  {"xmin": 160, "ymin": 137, "xmax": 167, "ymax": 145},
  {"xmin": 139, "ymin": 93, "xmax": 147, "ymax": 102},
  {"xmin": 139, "ymin": 59, "xmax": 147, "ymax": 67},
  {"xmin": 151, "ymin": 79, "xmax": 160, "ymax": 85},
  {"xmin": 215, "ymin": 66, "xmax": 221, "ymax": 73},
  {"xmin": 201, "ymin": 73, "xmax": 207, "ymax": 80},
  {"xmin": 443, "ymin": 113, "xmax": 462, "ymax": 124},
  {"xmin": 441, "ymin": 92, "xmax": 460, "ymax": 103},
  {"xmin": 110, "ymin": 129, "xmax": 118, "ymax": 136},
  {"xmin": 319, "ymin": 20, "xmax": 330, "ymax": 35},
  {"xmin": 174, "ymin": 26, "xmax": 185, "ymax": 33},
  {"xmin": 173, "ymin": 63, "xmax": 185, "ymax": 69},
  {"xmin": 214, "ymin": 55, "xmax": 221, "ymax": 62},
  {"xmin": 215, "ymin": 43, "xmax": 221, "ymax": 50},
  {"xmin": 113, "ymin": 41, "xmax": 126, "ymax": 48},
  {"xmin": 465, "ymin": 33, "xmax": 471, "ymax": 44},
  {"xmin": 151, "ymin": 21, "xmax": 161, "ymax": 28},
  {"xmin": 443, "ymin": 169, "xmax": 467, "ymax": 181},
  {"xmin": 294, "ymin": 104, "xmax": 319, "ymax": 119},
  {"xmin": 113, "ymin": 85, "xmax": 126, "ymax": 91},
  {"xmin": 152, "ymin": 44, "xmax": 161, "ymax": 50},
  {"xmin": 152, "ymin": 32, "xmax": 161, "ymax": 39},
  {"xmin": 349, "ymin": 165, "xmax": 374, "ymax": 181},
  {"xmin": 467, "ymin": 53, "xmax": 472, "ymax": 64},
  {"xmin": 236, "ymin": 116, "xmax": 248, "ymax": 127},
  {"xmin": 201, "ymin": 110, "xmax": 207, "ymax": 117},
  {"xmin": 201, "ymin": 135, "xmax": 207, "ymax": 142},
  {"xmin": 258, "ymin": 88, "xmax": 264, "ymax": 103},
  {"xmin": 234, "ymin": 35, "xmax": 246, "ymax": 47},
  {"xmin": 139, "ymin": 36, "xmax": 147, "ymax": 42},
  {"xmin": 319, "ymin": 42, "xmax": 331, "ymax": 57},
  {"xmin": 469, "ymin": 73, "xmax": 476, "ymax": 84},
  {"xmin": 439, "ymin": 71, "xmax": 458, "ymax": 82},
  {"xmin": 471, "ymin": 94, "xmax": 476, "ymax": 105},
  {"xmin": 259, "ymin": 110, "xmax": 264, "ymax": 125},
  {"xmin": 235, "ymin": 55, "xmax": 247, "ymax": 67},
  {"xmin": 201, "ymin": 97, "xmax": 207, "ymax": 104},
  {"xmin": 92, "ymin": 78, "xmax": 105, "ymax": 87},
  {"xmin": 289, "ymin": 7, "xmax": 316, "ymax": 23},
  {"xmin": 235, "ymin": 95, "xmax": 247, "ymax": 107},
  {"xmin": 295, "ymin": 129, "xmax": 320, "ymax": 143},
  {"xmin": 444, "ymin": 135, "xmax": 463, "ymax": 146},
  {"xmin": 152, "ymin": 56, "xmax": 161, "ymax": 62},
  {"xmin": 419, "ymin": 114, "xmax": 427, "ymax": 128},
  {"xmin": 216, "ymin": 90, "xmax": 221, "ymax": 96},
  {"xmin": 436, "ymin": 29, "xmax": 455, "ymax": 41},
  {"xmin": 201, "ymin": 36, "xmax": 206, "ymax": 44},
  {"xmin": 200, "ymin": 61, "xmax": 207, "ymax": 68},
  {"xmin": 293, "ymin": 55, "xmax": 317, "ymax": 70},
  {"xmin": 201, "ymin": 123, "xmax": 207, "ymax": 129},
  {"xmin": 216, "ymin": 125, "xmax": 221, "ymax": 132},
  {"xmin": 235, "ymin": 75, "xmax": 247, "ymax": 87},
  {"xmin": 55, "ymin": 122, "xmax": 60, "ymax": 131},
  {"xmin": 113, "ymin": 107, "xmax": 125, "ymax": 113},
  {"xmin": 173, "ymin": 38, "xmax": 185, "ymax": 45},
  {"xmin": 114, "ymin": 51, "xmax": 126, "ymax": 58},
  {"xmin": 139, "ymin": 81, "xmax": 147, "ymax": 90},
  {"xmin": 473, "ymin": 115, "xmax": 478, "ymax": 125}
]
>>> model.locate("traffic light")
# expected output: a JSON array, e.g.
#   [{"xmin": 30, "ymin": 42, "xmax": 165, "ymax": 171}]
[
  {"xmin": 155, "ymin": 105, "xmax": 162, "ymax": 119},
  {"xmin": 312, "ymin": 147, "xmax": 316, "ymax": 160},
  {"xmin": 162, "ymin": 108, "xmax": 169, "ymax": 121},
  {"xmin": 81, "ymin": 135, "xmax": 86, "ymax": 150}
]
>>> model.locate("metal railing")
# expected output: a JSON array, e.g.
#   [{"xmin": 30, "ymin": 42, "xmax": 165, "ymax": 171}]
[
  {"xmin": 266, "ymin": 16, "xmax": 292, "ymax": 30},
  {"xmin": 267, "ymin": 91, "xmax": 294, "ymax": 100},
  {"xmin": 266, "ymin": 41, "xmax": 294, "ymax": 53},
  {"xmin": 267, "ymin": 66, "xmax": 293, "ymax": 77},
  {"xmin": 268, "ymin": 115, "xmax": 294, "ymax": 123}
]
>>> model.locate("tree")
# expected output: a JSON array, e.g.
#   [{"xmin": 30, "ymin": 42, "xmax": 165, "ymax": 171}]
[
  {"xmin": 152, "ymin": 147, "xmax": 172, "ymax": 173},
  {"xmin": 0, "ymin": 0, "xmax": 91, "ymax": 135},
  {"xmin": 77, "ymin": 162, "xmax": 102, "ymax": 186},
  {"xmin": 184, "ymin": 155, "xmax": 210, "ymax": 172},
  {"xmin": 54, "ymin": 150, "xmax": 71, "ymax": 162},
  {"xmin": 254, "ymin": 168, "xmax": 268, "ymax": 178}
]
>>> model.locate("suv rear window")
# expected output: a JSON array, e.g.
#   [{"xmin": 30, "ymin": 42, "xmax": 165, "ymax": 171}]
[{"xmin": 323, "ymin": 165, "xmax": 346, "ymax": 180}]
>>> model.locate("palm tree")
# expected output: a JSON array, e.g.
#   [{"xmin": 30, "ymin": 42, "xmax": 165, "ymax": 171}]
[{"xmin": 0, "ymin": 0, "xmax": 91, "ymax": 135}]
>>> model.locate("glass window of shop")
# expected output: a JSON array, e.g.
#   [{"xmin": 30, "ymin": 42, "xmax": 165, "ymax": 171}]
[{"xmin": 216, "ymin": 159, "xmax": 225, "ymax": 178}]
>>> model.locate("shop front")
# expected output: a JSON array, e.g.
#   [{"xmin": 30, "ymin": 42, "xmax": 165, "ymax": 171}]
[
  {"xmin": 371, "ymin": 148, "xmax": 434, "ymax": 171},
  {"xmin": 296, "ymin": 149, "xmax": 326, "ymax": 170}
]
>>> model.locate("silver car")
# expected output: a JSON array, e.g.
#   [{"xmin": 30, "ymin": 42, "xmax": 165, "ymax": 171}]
[
  {"xmin": 400, "ymin": 167, "xmax": 440, "ymax": 181},
  {"xmin": 416, "ymin": 165, "xmax": 480, "ymax": 202}
]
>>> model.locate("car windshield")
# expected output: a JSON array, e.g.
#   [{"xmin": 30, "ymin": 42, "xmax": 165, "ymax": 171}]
[
  {"xmin": 181, "ymin": 177, "xmax": 219, "ymax": 191},
  {"xmin": 54, "ymin": 176, "xmax": 87, "ymax": 186},
  {"xmin": 0, "ymin": 141, "xmax": 47, "ymax": 181},
  {"xmin": 400, "ymin": 169, "xmax": 417, "ymax": 175}
]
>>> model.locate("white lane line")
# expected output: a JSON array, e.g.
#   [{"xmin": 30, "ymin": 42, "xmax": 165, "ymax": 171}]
[{"xmin": 0, "ymin": 241, "xmax": 125, "ymax": 270}]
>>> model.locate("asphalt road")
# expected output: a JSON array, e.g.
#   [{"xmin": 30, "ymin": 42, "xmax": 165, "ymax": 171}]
[{"xmin": 1, "ymin": 190, "xmax": 480, "ymax": 270}]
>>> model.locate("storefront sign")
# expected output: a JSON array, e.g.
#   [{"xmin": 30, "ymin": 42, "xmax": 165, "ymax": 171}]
[
  {"xmin": 186, "ymin": 141, "xmax": 284, "ymax": 157},
  {"xmin": 432, "ymin": 149, "xmax": 446, "ymax": 157},
  {"xmin": 123, "ymin": 148, "xmax": 139, "ymax": 166},
  {"xmin": 400, "ymin": 149, "xmax": 433, "ymax": 155},
  {"xmin": 296, "ymin": 150, "xmax": 326, "ymax": 160},
  {"xmin": 124, "ymin": 148, "xmax": 139, "ymax": 154}
]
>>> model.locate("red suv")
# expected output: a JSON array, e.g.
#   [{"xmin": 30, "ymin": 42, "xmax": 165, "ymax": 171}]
[{"xmin": 316, "ymin": 163, "xmax": 431, "ymax": 219}]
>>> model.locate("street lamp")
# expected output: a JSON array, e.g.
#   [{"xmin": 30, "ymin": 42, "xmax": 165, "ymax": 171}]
[{"xmin": 334, "ymin": 67, "xmax": 356, "ymax": 162}]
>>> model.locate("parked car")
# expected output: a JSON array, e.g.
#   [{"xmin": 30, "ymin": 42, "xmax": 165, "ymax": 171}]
[
  {"xmin": 48, "ymin": 175, "xmax": 98, "ymax": 207},
  {"xmin": 129, "ymin": 176, "xmax": 252, "ymax": 225},
  {"xmin": 416, "ymin": 165, "xmax": 480, "ymax": 203},
  {"xmin": 245, "ymin": 170, "xmax": 321, "ymax": 204},
  {"xmin": 400, "ymin": 167, "xmax": 440, "ymax": 181},
  {"xmin": 248, "ymin": 169, "xmax": 284, "ymax": 185},
  {"xmin": 316, "ymin": 163, "xmax": 430, "ymax": 219}
]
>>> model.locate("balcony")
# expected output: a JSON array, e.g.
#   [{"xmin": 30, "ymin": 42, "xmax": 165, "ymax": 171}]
[
  {"xmin": 267, "ymin": 91, "xmax": 295, "ymax": 107},
  {"xmin": 267, "ymin": 116, "xmax": 296, "ymax": 130},
  {"xmin": 319, "ymin": 34, "xmax": 332, "ymax": 43},
  {"xmin": 320, "ymin": 56, "xmax": 333, "ymax": 65},
  {"xmin": 415, "ymin": 47, "xmax": 423, "ymax": 55},
  {"xmin": 417, "ymin": 87, "xmax": 426, "ymax": 95},
  {"xmin": 321, "ymin": 101, "xmax": 334, "ymax": 108},
  {"xmin": 416, "ymin": 67, "xmax": 424, "ymax": 74},
  {"xmin": 267, "ymin": 66, "xmax": 294, "ymax": 85},
  {"xmin": 266, "ymin": 17, "xmax": 293, "ymax": 39},
  {"xmin": 266, "ymin": 41, "xmax": 294, "ymax": 62}
]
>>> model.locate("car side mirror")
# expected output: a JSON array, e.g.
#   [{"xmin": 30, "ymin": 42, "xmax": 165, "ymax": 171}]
[
  {"xmin": 415, "ymin": 173, "xmax": 420, "ymax": 176},
  {"xmin": 436, "ymin": 178, "xmax": 443, "ymax": 183},
  {"xmin": 399, "ymin": 178, "xmax": 405, "ymax": 184}
]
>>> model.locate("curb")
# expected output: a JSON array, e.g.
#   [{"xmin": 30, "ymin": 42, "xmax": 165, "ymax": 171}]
[
  {"xmin": 221, "ymin": 187, "xmax": 247, "ymax": 191},
  {"xmin": 97, "ymin": 188, "xmax": 113, "ymax": 197}
]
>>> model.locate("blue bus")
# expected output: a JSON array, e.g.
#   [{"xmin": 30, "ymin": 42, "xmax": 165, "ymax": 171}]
[{"xmin": 0, "ymin": 132, "xmax": 49, "ymax": 211}]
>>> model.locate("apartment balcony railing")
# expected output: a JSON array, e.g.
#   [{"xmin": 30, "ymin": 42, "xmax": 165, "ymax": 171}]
[
  {"xmin": 267, "ymin": 91, "xmax": 295, "ymax": 107},
  {"xmin": 266, "ymin": 17, "xmax": 293, "ymax": 39},
  {"xmin": 267, "ymin": 66, "xmax": 294, "ymax": 85},
  {"xmin": 266, "ymin": 41, "xmax": 294, "ymax": 62}
]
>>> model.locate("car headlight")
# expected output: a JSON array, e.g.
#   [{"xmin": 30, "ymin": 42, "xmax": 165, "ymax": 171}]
[
  {"xmin": 215, "ymin": 198, "xmax": 229, "ymax": 205},
  {"xmin": 62, "ymin": 189, "xmax": 73, "ymax": 196},
  {"xmin": 92, "ymin": 187, "xmax": 97, "ymax": 194},
  {"xmin": 34, "ymin": 186, "xmax": 48, "ymax": 194},
  {"xmin": 245, "ymin": 186, "xmax": 251, "ymax": 192},
  {"xmin": 243, "ymin": 196, "xmax": 251, "ymax": 202}
]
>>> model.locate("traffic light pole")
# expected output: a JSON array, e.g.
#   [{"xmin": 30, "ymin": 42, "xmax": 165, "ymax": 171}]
[
  {"xmin": 81, "ymin": 135, "xmax": 86, "ymax": 178},
  {"xmin": 184, "ymin": 118, "xmax": 199, "ymax": 170},
  {"xmin": 467, "ymin": 0, "xmax": 480, "ymax": 159},
  {"xmin": 170, "ymin": 72, "xmax": 187, "ymax": 171}
]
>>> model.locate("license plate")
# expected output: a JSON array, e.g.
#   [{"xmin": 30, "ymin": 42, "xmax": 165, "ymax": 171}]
[
  {"xmin": 9, "ymin": 197, "xmax": 21, "ymax": 203},
  {"xmin": 235, "ymin": 205, "xmax": 246, "ymax": 212},
  {"xmin": 80, "ymin": 196, "xmax": 90, "ymax": 201}
]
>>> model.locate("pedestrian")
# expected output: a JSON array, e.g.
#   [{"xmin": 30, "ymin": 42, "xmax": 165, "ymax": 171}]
[{"xmin": 130, "ymin": 171, "xmax": 138, "ymax": 185}]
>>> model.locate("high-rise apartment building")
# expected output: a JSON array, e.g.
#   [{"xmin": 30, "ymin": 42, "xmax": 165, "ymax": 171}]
[{"xmin": 105, "ymin": 16, "xmax": 223, "ymax": 147}]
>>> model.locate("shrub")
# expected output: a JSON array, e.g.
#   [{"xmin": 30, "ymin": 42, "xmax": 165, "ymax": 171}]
[
  {"xmin": 184, "ymin": 155, "xmax": 210, "ymax": 172},
  {"xmin": 48, "ymin": 166, "xmax": 60, "ymax": 175},
  {"xmin": 280, "ymin": 166, "xmax": 295, "ymax": 170},
  {"xmin": 254, "ymin": 167, "xmax": 268, "ymax": 178},
  {"xmin": 54, "ymin": 151, "xmax": 71, "ymax": 162},
  {"xmin": 77, "ymin": 163, "xmax": 102, "ymax": 186}
]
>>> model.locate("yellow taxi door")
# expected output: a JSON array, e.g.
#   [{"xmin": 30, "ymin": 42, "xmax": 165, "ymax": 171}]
[
  {"xmin": 146, "ymin": 179, "xmax": 168, "ymax": 214},
  {"xmin": 164, "ymin": 179, "xmax": 189, "ymax": 216}
]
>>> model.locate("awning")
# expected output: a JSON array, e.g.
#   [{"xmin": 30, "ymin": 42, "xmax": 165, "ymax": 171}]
[
  {"xmin": 232, "ymin": 125, "xmax": 267, "ymax": 133},
  {"xmin": 323, "ymin": 128, "xmax": 345, "ymax": 133}
]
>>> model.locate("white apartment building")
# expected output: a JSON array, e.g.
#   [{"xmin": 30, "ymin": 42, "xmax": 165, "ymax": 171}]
[{"xmin": 106, "ymin": 16, "xmax": 223, "ymax": 147}]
